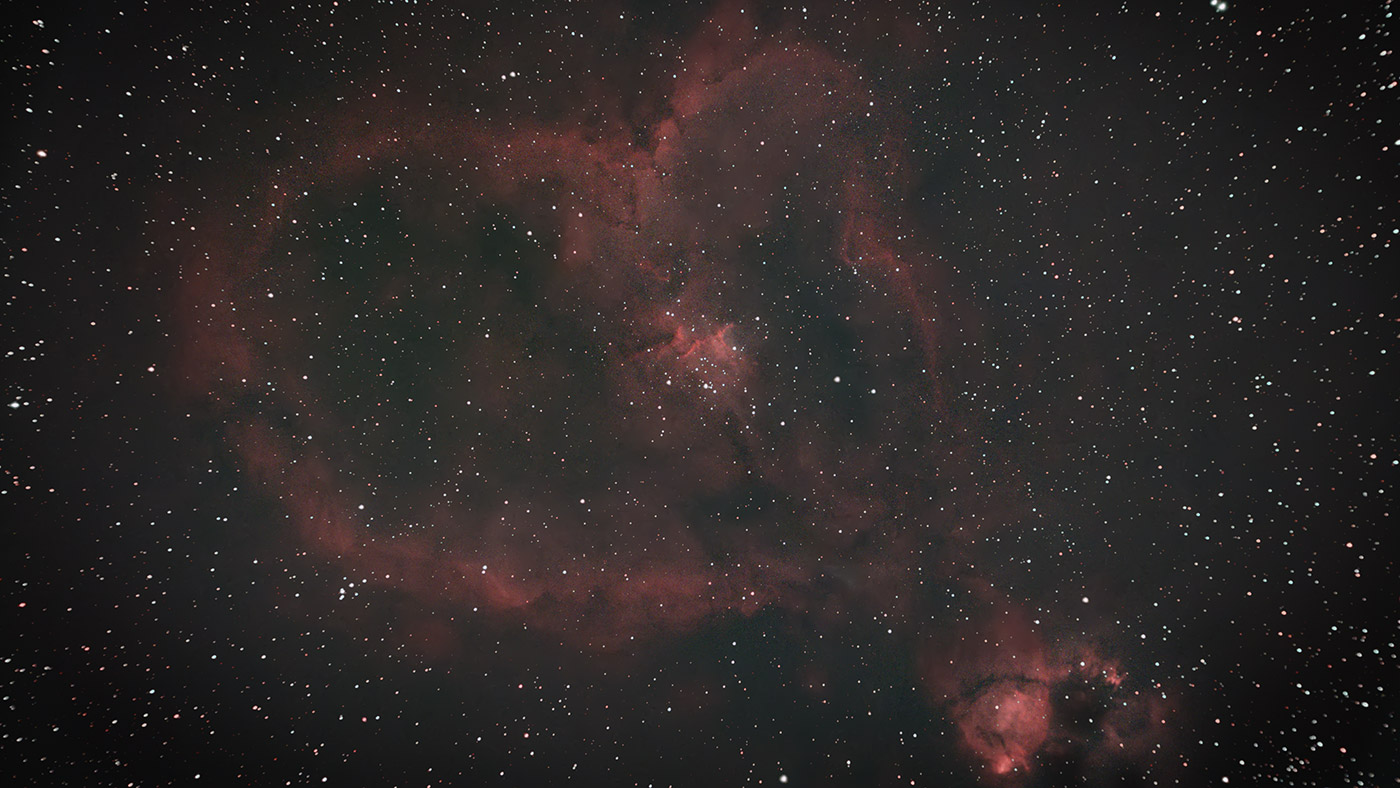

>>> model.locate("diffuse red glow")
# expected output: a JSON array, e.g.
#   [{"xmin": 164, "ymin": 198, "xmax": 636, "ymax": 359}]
[
  {"xmin": 171, "ymin": 4, "xmax": 1171, "ymax": 779},
  {"xmin": 917, "ymin": 596, "xmax": 1171, "ymax": 777}
]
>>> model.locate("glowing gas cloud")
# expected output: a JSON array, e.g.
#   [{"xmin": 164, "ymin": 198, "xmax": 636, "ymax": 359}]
[{"xmin": 173, "ymin": 5, "xmax": 1172, "ymax": 779}]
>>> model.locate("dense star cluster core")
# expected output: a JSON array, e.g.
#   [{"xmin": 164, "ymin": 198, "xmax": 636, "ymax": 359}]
[{"xmin": 3, "ymin": 1, "xmax": 1394, "ymax": 786}]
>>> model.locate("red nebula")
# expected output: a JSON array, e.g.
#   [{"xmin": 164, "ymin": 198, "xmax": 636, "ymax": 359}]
[
  {"xmin": 957, "ymin": 680, "xmax": 1051, "ymax": 775},
  {"xmin": 913, "ymin": 590, "xmax": 1164, "ymax": 779},
  {"xmin": 171, "ymin": 3, "xmax": 939, "ymax": 652},
  {"xmin": 164, "ymin": 4, "xmax": 1175, "ymax": 780}
]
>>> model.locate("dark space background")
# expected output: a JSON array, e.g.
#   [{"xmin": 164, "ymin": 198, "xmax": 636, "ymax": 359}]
[{"xmin": 2, "ymin": 1, "xmax": 1395, "ymax": 786}]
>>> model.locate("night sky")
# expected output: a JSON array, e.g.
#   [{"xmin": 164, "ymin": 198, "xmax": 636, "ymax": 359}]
[{"xmin": 3, "ymin": 1, "xmax": 1396, "ymax": 786}]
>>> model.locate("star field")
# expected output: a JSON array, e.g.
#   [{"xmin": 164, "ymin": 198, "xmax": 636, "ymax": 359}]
[{"xmin": 2, "ymin": 1, "xmax": 1396, "ymax": 786}]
